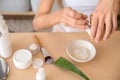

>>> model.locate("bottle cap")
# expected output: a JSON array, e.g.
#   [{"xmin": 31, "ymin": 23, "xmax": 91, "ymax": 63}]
[{"xmin": 33, "ymin": 58, "xmax": 43, "ymax": 68}]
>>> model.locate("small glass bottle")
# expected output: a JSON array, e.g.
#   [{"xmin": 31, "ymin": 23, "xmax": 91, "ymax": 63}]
[{"xmin": 0, "ymin": 15, "xmax": 12, "ymax": 58}]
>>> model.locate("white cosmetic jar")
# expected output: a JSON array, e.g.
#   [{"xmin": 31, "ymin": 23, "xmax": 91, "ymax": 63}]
[
  {"xmin": 66, "ymin": 40, "xmax": 96, "ymax": 62},
  {"xmin": 13, "ymin": 49, "xmax": 32, "ymax": 69}
]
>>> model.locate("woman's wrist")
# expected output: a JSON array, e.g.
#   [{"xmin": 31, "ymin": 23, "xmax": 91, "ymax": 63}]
[{"xmin": 50, "ymin": 9, "xmax": 63, "ymax": 25}]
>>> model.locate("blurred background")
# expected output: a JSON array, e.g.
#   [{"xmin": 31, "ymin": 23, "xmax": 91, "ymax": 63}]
[
  {"xmin": 0, "ymin": 0, "xmax": 58, "ymax": 32},
  {"xmin": 0, "ymin": 0, "xmax": 119, "ymax": 32}
]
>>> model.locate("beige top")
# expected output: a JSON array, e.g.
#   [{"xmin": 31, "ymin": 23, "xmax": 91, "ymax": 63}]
[{"xmin": 5, "ymin": 31, "xmax": 120, "ymax": 80}]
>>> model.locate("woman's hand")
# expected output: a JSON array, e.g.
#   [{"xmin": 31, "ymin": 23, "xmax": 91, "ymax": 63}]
[
  {"xmin": 53, "ymin": 7, "xmax": 88, "ymax": 30},
  {"xmin": 91, "ymin": 0, "xmax": 120, "ymax": 43}
]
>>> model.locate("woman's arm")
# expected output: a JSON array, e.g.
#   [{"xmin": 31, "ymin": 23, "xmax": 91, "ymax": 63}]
[
  {"xmin": 33, "ymin": 0, "xmax": 56, "ymax": 31},
  {"xmin": 33, "ymin": 0, "xmax": 88, "ymax": 31},
  {"xmin": 91, "ymin": 0, "xmax": 120, "ymax": 43}
]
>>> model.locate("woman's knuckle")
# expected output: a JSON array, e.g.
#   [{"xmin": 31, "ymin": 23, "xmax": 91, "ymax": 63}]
[
  {"xmin": 98, "ymin": 26, "xmax": 103, "ymax": 32},
  {"xmin": 72, "ymin": 20, "xmax": 76, "ymax": 26},
  {"xmin": 71, "ymin": 10, "xmax": 77, "ymax": 16},
  {"xmin": 74, "ymin": 19, "xmax": 77, "ymax": 24},
  {"xmin": 94, "ymin": 9, "xmax": 99, "ymax": 14},
  {"xmin": 113, "ymin": 24, "xmax": 117, "ymax": 28},
  {"xmin": 61, "ymin": 17, "xmax": 65, "ymax": 22}
]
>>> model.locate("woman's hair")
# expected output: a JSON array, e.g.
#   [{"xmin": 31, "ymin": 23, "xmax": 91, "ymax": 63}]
[{"xmin": 57, "ymin": 0, "xmax": 63, "ymax": 8}]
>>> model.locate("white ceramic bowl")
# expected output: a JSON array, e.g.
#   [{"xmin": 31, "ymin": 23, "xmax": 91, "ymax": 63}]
[
  {"xmin": 13, "ymin": 49, "xmax": 32, "ymax": 69},
  {"xmin": 66, "ymin": 40, "xmax": 96, "ymax": 62}
]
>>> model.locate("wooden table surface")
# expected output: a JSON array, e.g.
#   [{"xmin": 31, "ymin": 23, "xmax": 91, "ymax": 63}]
[{"xmin": 5, "ymin": 31, "xmax": 120, "ymax": 80}]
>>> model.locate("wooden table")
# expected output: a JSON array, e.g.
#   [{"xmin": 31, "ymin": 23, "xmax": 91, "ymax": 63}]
[{"xmin": 5, "ymin": 32, "xmax": 120, "ymax": 80}]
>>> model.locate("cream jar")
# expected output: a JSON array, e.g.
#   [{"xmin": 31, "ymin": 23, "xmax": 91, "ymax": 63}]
[
  {"xmin": 13, "ymin": 49, "xmax": 32, "ymax": 69},
  {"xmin": 27, "ymin": 43, "xmax": 40, "ymax": 55}
]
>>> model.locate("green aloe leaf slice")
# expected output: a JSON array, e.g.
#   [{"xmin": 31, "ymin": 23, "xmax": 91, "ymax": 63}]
[{"xmin": 54, "ymin": 57, "xmax": 89, "ymax": 80}]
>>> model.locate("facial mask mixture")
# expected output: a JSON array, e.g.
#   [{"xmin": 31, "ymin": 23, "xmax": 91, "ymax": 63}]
[{"xmin": 71, "ymin": 47, "xmax": 91, "ymax": 60}]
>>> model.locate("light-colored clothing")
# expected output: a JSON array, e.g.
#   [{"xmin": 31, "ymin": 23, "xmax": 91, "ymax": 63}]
[{"xmin": 53, "ymin": 0, "xmax": 99, "ymax": 32}]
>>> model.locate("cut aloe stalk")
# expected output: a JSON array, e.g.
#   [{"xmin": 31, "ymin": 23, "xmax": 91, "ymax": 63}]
[{"xmin": 54, "ymin": 57, "xmax": 89, "ymax": 80}]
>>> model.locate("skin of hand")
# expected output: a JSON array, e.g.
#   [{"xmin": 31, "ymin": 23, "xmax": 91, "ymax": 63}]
[
  {"xmin": 90, "ymin": 0, "xmax": 120, "ymax": 43},
  {"xmin": 57, "ymin": 7, "xmax": 88, "ymax": 30},
  {"xmin": 33, "ymin": 0, "xmax": 88, "ymax": 31}
]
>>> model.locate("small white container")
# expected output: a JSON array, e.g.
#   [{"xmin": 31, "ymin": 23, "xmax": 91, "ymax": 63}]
[
  {"xmin": 66, "ymin": 40, "xmax": 96, "ymax": 62},
  {"xmin": 13, "ymin": 49, "xmax": 32, "ymax": 69},
  {"xmin": 27, "ymin": 43, "xmax": 40, "ymax": 55},
  {"xmin": 33, "ymin": 58, "xmax": 44, "ymax": 69}
]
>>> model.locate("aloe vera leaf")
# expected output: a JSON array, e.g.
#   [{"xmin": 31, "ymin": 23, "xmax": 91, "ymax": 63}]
[{"xmin": 54, "ymin": 57, "xmax": 89, "ymax": 80}]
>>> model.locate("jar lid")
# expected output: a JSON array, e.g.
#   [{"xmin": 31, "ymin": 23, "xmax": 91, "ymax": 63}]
[
  {"xmin": 13, "ymin": 49, "xmax": 32, "ymax": 69},
  {"xmin": 27, "ymin": 43, "xmax": 40, "ymax": 55},
  {"xmin": 28, "ymin": 43, "xmax": 39, "ymax": 51},
  {"xmin": 13, "ymin": 49, "xmax": 32, "ymax": 63},
  {"xmin": 33, "ymin": 58, "xmax": 44, "ymax": 68}
]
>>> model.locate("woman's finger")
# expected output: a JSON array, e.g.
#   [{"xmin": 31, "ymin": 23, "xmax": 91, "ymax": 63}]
[
  {"xmin": 112, "ymin": 15, "xmax": 118, "ymax": 33},
  {"xmin": 61, "ymin": 15, "xmax": 87, "ymax": 29},
  {"xmin": 66, "ymin": 7, "xmax": 87, "ymax": 19},
  {"xmin": 95, "ymin": 19, "xmax": 105, "ymax": 43},
  {"xmin": 61, "ymin": 15, "xmax": 76, "ymax": 27},
  {"xmin": 103, "ymin": 16, "xmax": 112, "ymax": 40},
  {"xmin": 90, "ymin": 14, "xmax": 99, "ymax": 39},
  {"xmin": 61, "ymin": 15, "xmax": 69, "ymax": 25},
  {"xmin": 63, "ymin": 14, "xmax": 88, "ymax": 25}
]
